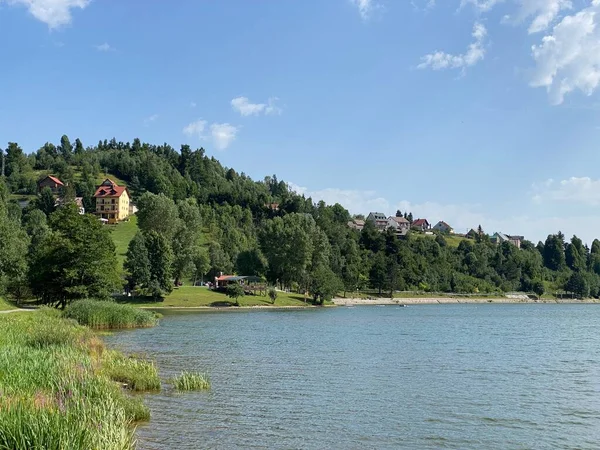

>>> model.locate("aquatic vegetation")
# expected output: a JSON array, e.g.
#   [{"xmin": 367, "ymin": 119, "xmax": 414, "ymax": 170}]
[
  {"xmin": 63, "ymin": 299, "xmax": 158, "ymax": 329},
  {"xmin": 171, "ymin": 371, "xmax": 211, "ymax": 391},
  {"xmin": 0, "ymin": 312, "xmax": 154, "ymax": 449},
  {"xmin": 102, "ymin": 350, "xmax": 161, "ymax": 392}
]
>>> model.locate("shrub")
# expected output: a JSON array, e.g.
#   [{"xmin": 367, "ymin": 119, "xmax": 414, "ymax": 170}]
[
  {"xmin": 171, "ymin": 371, "xmax": 211, "ymax": 391},
  {"xmin": 63, "ymin": 300, "xmax": 158, "ymax": 329}
]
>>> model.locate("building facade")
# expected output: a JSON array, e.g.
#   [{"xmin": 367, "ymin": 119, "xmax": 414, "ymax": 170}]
[{"xmin": 94, "ymin": 179, "xmax": 130, "ymax": 224}]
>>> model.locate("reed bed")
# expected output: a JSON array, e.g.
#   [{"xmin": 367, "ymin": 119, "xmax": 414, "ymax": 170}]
[
  {"xmin": 171, "ymin": 371, "xmax": 211, "ymax": 391},
  {"xmin": 63, "ymin": 299, "xmax": 158, "ymax": 329},
  {"xmin": 0, "ymin": 311, "xmax": 156, "ymax": 449}
]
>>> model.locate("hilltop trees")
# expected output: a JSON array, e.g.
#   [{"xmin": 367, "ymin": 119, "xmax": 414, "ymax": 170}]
[{"xmin": 5, "ymin": 134, "xmax": 600, "ymax": 304}]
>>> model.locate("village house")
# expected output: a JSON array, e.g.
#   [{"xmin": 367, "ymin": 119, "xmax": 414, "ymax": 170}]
[
  {"xmin": 366, "ymin": 212, "xmax": 388, "ymax": 231},
  {"xmin": 348, "ymin": 218, "xmax": 365, "ymax": 231},
  {"xmin": 37, "ymin": 175, "xmax": 64, "ymax": 195},
  {"xmin": 387, "ymin": 216, "xmax": 410, "ymax": 236},
  {"xmin": 94, "ymin": 179, "xmax": 130, "ymax": 224},
  {"xmin": 491, "ymin": 232, "xmax": 523, "ymax": 249},
  {"xmin": 411, "ymin": 218, "xmax": 430, "ymax": 232},
  {"xmin": 433, "ymin": 220, "xmax": 454, "ymax": 234}
]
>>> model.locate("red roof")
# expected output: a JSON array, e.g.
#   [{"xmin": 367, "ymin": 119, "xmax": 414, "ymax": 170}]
[
  {"xmin": 216, "ymin": 275, "xmax": 235, "ymax": 281},
  {"xmin": 412, "ymin": 219, "xmax": 429, "ymax": 226},
  {"xmin": 40, "ymin": 175, "xmax": 64, "ymax": 186},
  {"xmin": 94, "ymin": 179, "xmax": 128, "ymax": 198}
]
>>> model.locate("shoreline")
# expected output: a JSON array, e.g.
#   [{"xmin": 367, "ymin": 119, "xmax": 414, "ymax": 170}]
[{"xmin": 332, "ymin": 297, "xmax": 600, "ymax": 305}]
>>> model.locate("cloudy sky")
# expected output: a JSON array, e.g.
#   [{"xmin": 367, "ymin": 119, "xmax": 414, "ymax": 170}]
[{"xmin": 1, "ymin": 0, "xmax": 600, "ymax": 243}]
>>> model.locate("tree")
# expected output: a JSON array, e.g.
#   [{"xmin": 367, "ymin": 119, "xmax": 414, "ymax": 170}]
[
  {"xmin": 144, "ymin": 231, "xmax": 174, "ymax": 298},
  {"xmin": 268, "ymin": 287, "xmax": 278, "ymax": 304},
  {"xmin": 543, "ymin": 234, "xmax": 566, "ymax": 271},
  {"xmin": 59, "ymin": 135, "xmax": 73, "ymax": 161},
  {"xmin": 396, "ymin": 209, "xmax": 402, "ymax": 218},
  {"xmin": 22, "ymin": 209, "xmax": 49, "ymax": 249},
  {"xmin": 124, "ymin": 232, "xmax": 151, "ymax": 294},
  {"xmin": 28, "ymin": 205, "xmax": 121, "ymax": 308},
  {"xmin": 137, "ymin": 192, "xmax": 180, "ymax": 240},
  {"xmin": 309, "ymin": 265, "xmax": 342, "ymax": 304},
  {"xmin": 532, "ymin": 280, "xmax": 545, "ymax": 299},
  {"xmin": 226, "ymin": 282, "xmax": 245, "ymax": 306},
  {"xmin": 36, "ymin": 187, "xmax": 56, "ymax": 217},
  {"xmin": 171, "ymin": 199, "xmax": 204, "ymax": 285},
  {"xmin": 0, "ymin": 198, "xmax": 29, "ymax": 297},
  {"xmin": 565, "ymin": 271, "xmax": 589, "ymax": 299},
  {"xmin": 236, "ymin": 248, "xmax": 268, "ymax": 277}
]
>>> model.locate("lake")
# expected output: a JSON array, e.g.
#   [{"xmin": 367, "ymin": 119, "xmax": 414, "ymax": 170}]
[{"xmin": 105, "ymin": 305, "xmax": 600, "ymax": 449}]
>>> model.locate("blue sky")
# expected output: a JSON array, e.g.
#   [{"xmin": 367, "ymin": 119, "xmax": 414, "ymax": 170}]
[{"xmin": 1, "ymin": 0, "xmax": 600, "ymax": 243}]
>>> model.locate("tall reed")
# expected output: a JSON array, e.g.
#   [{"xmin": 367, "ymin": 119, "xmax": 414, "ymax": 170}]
[
  {"xmin": 171, "ymin": 371, "xmax": 211, "ymax": 391},
  {"xmin": 63, "ymin": 299, "xmax": 158, "ymax": 329},
  {"xmin": 0, "ymin": 311, "xmax": 155, "ymax": 449}
]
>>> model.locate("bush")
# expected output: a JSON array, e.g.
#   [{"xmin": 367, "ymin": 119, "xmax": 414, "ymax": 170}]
[
  {"xmin": 63, "ymin": 300, "xmax": 158, "ymax": 329},
  {"xmin": 171, "ymin": 371, "xmax": 211, "ymax": 391}
]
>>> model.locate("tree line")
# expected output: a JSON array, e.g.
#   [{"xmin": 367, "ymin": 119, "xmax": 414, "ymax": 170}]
[{"xmin": 1, "ymin": 136, "xmax": 599, "ymax": 307}]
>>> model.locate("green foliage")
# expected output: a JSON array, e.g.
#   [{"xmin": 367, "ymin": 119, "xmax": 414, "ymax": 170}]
[
  {"xmin": 171, "ymin": 371, "xmax": 211, "ymax": 391},
  {"xmin": 36, "ymin": 187, "xmax": 57, "ymax": 217},
  {"xmin": 310, "ymin": 265, "xmax": 342, "ymax": 304},
  {"xmin": 226, "ymin": 282, "xmax": 245, "ymax": 306},
  {"xmin": 63, "ymin": 300, "xmax": 158, "ymax": 329},
  {"xmin": 565, "ymin": 271, "xmax": 589, "ymax": 298},
  {"xmin": 268, "ymin": 287, "xmax": 278, "ymax": 304},
  {"xmin": 532, "ymin": 280, "xmax": 545, "ymax": 298},
  {"xmin": 28, "ymin": 206, "xmax": 121, "ymax": 308}
]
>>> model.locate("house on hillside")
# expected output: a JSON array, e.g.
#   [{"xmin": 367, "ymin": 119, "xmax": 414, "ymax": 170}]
[
  {"xmin": 411, "ymin": 218, "xmax": 430, "ymax": 232},
  {"xmin": 348, "ymin": 218, "xmax": 365, "ymax": 231},
  {"xmin": 387, "ymin": 216, "xmax": 410, "ymax": 236},
  {"xmin": 37, "ymin": 175, "xmax": 64, "ymax": 195},
  {"xmin": 94, "ymin": 179, "xmax": 130, "ymax": 224},
  {"xmin": 491, "ymin": 232, "xmax": 522, "ymax": 249},
  {"xmin": 433, "ymin": 220, "xmax": 454, "ymax": 234},
  {"xmin": 366, "ymin": 212, "xmax": 388, "ymax": 231}
]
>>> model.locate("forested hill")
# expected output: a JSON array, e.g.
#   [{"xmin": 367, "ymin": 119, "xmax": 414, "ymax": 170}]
[{"xmin": 1, "ymin": 136, "xmax": 599, "ymax": 303}]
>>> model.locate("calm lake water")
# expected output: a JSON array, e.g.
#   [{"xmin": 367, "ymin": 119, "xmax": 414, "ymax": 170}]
[{"xmin": 105, "ymin": 305, "xmax": 600, "ymax": 449}]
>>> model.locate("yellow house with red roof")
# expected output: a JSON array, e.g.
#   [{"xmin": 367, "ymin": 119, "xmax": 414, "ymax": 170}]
[{"xmin": 94, "ymin": 179, "xmax": 130, "ymax": 224}]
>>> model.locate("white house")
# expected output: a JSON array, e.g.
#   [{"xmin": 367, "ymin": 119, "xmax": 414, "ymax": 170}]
[
  {"xmin": 387, "ymin": 216, "xmax": 410, "ymax": 236},
  {"xmin": 433, "ymin": 220, "xmax": 453, "ymax": 234}
]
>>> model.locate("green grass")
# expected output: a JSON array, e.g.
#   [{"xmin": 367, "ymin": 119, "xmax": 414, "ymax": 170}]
[
  {"xmin": 171, "ymin": 371, "xmax": 211, "ymax": 391},
  {"xmin": 0, "ymin": 311, "xmax": 156, "ymax": 449},
  {"xmin": 63, "ymin": 299, "xmax": 158, "ymax": 329},
  {"xmin": 0, "ymin": 296, "xmax": 17, "ymax": 311},
  {"xmin": 119, "ymin": 286, "xmax": 316, "ymax": 308},
  {"xmin": 416, "ymin": 233, "xmax": 468, "ymax": 248},
  {"xmin": 109, "ymin": 215, "xmax": 138, "ymax": 271},
  {"xmin": 101, "ymin": 350, "xmax": 161, "ymax": 392}
]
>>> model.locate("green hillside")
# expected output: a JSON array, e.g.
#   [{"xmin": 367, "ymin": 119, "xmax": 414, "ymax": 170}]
[{"xmin": 109, "ymin": 215, "xmax": 138, "ymax": 271}]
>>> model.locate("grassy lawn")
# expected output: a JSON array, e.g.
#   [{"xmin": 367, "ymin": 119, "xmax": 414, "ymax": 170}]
[
  {"xmin": 118, "ymin": 286, "xmax": 314, "ymax": 308},
  {"xmin": 108, "ymin": 215, "xmax": 138, "ymax": 271},
  {"xmin": 0, "ymin": 297, "xmax": 17, "ymax": 311},
  {"xmin": 415, "ymin": 233, "xmax": 468, "ymax": 248}
]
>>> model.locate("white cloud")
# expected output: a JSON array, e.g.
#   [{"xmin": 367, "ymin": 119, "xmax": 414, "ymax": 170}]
[
  {"xmin": 210, "ymin": 123, "xmax": 238, "ymax": 150},
  {"xmin": 183, "ymin": 119, "xmax": 207, "ymax": 139},
  {"xmin": 530, "ymin": 1, "xmax": 600, "ymax": 105},
  {"xmin": 418, "ymin": 22, "xmax": 487, "ymax": 71},
  {"xmin": 460, "ymin": 0, "xmax": 571, "ymax": 33},
  {"xmin": 231, "ymin": 96, "xmax": 282, "ymax": 116},
  {"xmin": 351, "ymin": 0, "xmax": 381, "ymax": 20},
  {"xmin": 231, "ymin": 97, "xmax": 265, "ymax": 116},
  {"xmin": 143, "ymin": 114, "xmax": 159, "ymax": 127},
  {"xmin": 95, "ymin": 43, "xmax": 113, "ymax": 52},
  {"xmin": 190, "ymin": 102, "xmax": 197, "ymax": 108},
  {"xmin": 288, "ymin": 183, "xmax": 391, "ymax": 213},
  {"xmin": 532, "ymin": 176, "xmax": 600, "ymax": 205},
  {"xmin": 3, "ymin": 0, "xmax": 90, "ymax": 28}
]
